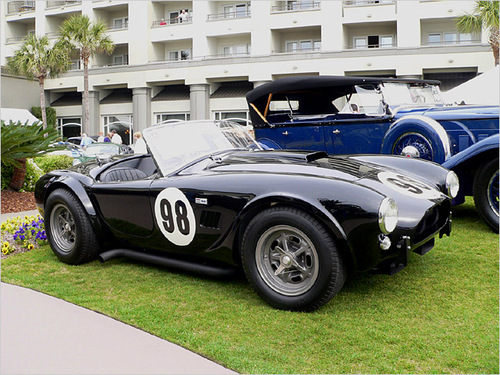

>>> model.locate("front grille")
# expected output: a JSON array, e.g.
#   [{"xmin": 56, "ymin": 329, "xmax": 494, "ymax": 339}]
[{"xmin": 414, "ymin": 200, "xmax": 451, "ymax": 244}]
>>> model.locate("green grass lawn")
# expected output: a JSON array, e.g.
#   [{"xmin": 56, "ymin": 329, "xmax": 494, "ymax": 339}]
[{"xmin": 2, "ymin": 199, "xmax": 498, "ymax": 374}]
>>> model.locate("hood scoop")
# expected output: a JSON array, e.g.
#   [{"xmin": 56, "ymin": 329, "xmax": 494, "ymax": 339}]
[{"xmin": 305, "ymin": 151, "xmax": 329, "ymax": 162}]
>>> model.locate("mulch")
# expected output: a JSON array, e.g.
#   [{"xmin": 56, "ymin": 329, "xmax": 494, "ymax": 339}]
[{"xmin": 1, "ymin": 190, "xmax": 37, "ymax": 214}]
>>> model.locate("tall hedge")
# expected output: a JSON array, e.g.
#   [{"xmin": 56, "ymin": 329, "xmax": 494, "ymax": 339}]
[{"xmin": 31, "ymin": 106, "xmax": 57, "ymax": 128}]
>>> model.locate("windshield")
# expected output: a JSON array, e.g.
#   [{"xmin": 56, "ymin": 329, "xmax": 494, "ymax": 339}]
[
  {"xmin": 84, "ymin": 144, "xmax": 119, "ymax": 156},
  {"xmin": 381, "ymin": 82, "xmax": 444, "ymax": 106},
  {"xmin": 143, "ymin": 120, "xmax": 262, "ymax": 175}
]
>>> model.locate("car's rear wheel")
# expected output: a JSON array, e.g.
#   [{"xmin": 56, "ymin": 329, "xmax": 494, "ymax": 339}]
[
  {"xmin": 473, "ymin": 158, "xmax": 499, "ymax": 233},
  {"xmin": 45, "ymin": 188, "xmax": 100, "ymax": 264},
  {"xmin": 392, "ymin": 133, "xmax": 434, "ymax": 161},
  {"xmin": 241, "ymin": 207, "xmax": 346, "ymax": 311}
]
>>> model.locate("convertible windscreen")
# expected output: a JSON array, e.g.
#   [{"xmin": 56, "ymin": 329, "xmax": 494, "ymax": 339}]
[{"xmin": 143, "ymin": 120, "xmax": 262, "ymax": 175}]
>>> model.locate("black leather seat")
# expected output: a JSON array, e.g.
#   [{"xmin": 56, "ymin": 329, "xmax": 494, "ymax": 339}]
[{"xmin": 100, "ymin": 167, "xmax": 148, "ymax": 182}]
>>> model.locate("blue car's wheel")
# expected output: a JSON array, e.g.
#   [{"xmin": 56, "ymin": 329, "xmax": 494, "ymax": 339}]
[
  {"xmin": 392, "ymin": 133, "xmax": 434, "ymax": 161},
  {"xmin": 473, "ymin": 158, "xmax": 499, "ymax": 233}
]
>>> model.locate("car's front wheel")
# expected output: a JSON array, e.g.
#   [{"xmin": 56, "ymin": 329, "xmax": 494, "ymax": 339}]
[
  {"xmin": 241, "ymin": 207, "xmax": 346, "ymax": 311},
  {"xmin": 392, "ymin": 132, "xmax": 434, "ymax": 161},
  {"xmin": 45, "ymin": 188, "xmax": 100, "ymax": 264},
  {"xmin": 473, "ymin": 158, "xmax": 499, "ymax": 233}
]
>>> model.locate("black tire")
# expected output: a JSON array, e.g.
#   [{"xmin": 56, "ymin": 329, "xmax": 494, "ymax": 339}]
[
  {"xmin": 241, "ymin": 206, "xmax": 346, "ymax": 311},
  {"xmin": 45, "ymin": 188, "xmax": 100, "ymax": 264},
  {"xmin": 473, "ymin": 158, "xmax": 499, "ymax": 233}
]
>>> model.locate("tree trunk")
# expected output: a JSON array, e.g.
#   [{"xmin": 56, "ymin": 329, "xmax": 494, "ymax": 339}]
[
  {"xmin": 490, "ymin": 29, "xmax": 499, "ymax": 66},
  {"xmin": 83, "ymin": 58, "xmax": 90, "ymax": 135},
  {"xmin": 39, "ymin": 77, "xmax": 47, "ymax": 130},
  {"xmin": 9, "ymin": 158, "xmax": 26, "ymax": 191}
]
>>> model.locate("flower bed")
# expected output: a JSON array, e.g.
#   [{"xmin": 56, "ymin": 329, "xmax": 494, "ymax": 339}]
[{"xmin": 1, "ymin": 214, "xmax": 47, "ymax": 258}]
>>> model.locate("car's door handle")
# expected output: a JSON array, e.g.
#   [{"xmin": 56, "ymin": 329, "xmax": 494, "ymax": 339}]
[
  {"xmin": 332, "ymin": 129, "xmax": 341, "ymax": 135},
  {"xmin": 282, "ymin": 131, "xmax": 289, "ymax": 136}
]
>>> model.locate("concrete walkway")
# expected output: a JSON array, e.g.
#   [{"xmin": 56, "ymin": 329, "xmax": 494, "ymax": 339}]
[{"xmin": 1, "ymin": 211, "xmax": 237, "ymax": 375}]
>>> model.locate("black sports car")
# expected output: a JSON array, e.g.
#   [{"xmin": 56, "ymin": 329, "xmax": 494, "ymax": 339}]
[{"xmin": 35, "ymin": 120, "xmax": 457, "ymax": 311}]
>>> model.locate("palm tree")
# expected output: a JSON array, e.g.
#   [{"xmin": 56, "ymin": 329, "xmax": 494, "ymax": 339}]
[
  {"xmin": 59, "ymin": 15, "xmax": 114, "ymax": 135},
  {"xmin": 7, "ymin": 34, "xmax": 71, "ymax": 129},
  {"xmin": 457, "ymin": 1, "xmax": 499, "ymax": 66}
]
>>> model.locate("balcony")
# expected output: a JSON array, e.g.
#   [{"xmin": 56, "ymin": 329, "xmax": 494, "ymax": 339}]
[
  {"xmin": 5, "ymin": 36, "xmax": 27, "ymax": 44},
  {"xmin": 271, "ymin": 1, "xmax": 321, "ymax": 13},
  {"xmin": 152, "ymin": 17, "xmax": 192, "ymax": 28},
  {"xmin": 7, "ymin": 1, "xmax": 35, "ymax": 14},
  {"xmin": 207, "ymin": 10, "xmax": 251, "ymax": 21},
  {"xmin": 46, "ymin": 1, "xmax": 81, "ymax": 9},
  {"xmin": 45, "ymin": 31, "xmax": 61, "ymax": 39},
  {"xmin": 343, "ymin": 0, "xmax": 395, "ymax": 6}
]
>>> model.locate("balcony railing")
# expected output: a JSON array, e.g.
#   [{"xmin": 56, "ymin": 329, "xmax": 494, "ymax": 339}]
[
  {"xmin": 108, "ymin": 23, "xmax": 128, "ymax": 31},
  {"xmin": 5, "ymin": 36, "xmax": 27, "ymax": 44},
  {"xmin": 271, "ymin": 1, "xmax": 321, "ymax": 13},
  {"xmin": 423, "ymin": 39, "xmax": 481, "ymax": 47},
  {"xmin": 46, "ymin": 1, "xmax": 81, "ymax": 9},
  {"xmin": 207, "ymin": 10, "xmax": 251, "ymax": 21},
  {"xmin": 152, "ymin": 17, "xmax": 192, "ymax": 28},
  {"xmin": 45, "ymin": 31, "xmax": 61, "ymax": 39},
  {"xmin": 346, "ymin": 42, "xmax": 397, "ymax": 49},
  {"xmin": 7, "ymin": 1, "xmax": 35, "ymax": 14},
  {"xmin": 272, "ymin": 46, "xmax": 321, "ymax": 54},
  {"xmin": 343, "ymin": 0, "xmax": 395, "ymax": 6}
]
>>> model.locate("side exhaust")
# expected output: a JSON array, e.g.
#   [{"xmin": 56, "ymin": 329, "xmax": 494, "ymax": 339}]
[{"xmin": 98, "ymin": 249, "xmax": 238, "ymax": 278}]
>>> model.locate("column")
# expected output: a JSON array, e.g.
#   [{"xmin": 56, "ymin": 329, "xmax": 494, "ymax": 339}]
[
  {"xmin": 133, "ymin": 87, "xmax": 151, "ymax": 132},
  {"xmin": 190, "ymin": 84, "xmax": 210, "ymax": 120},
  {"xmin": 88, "ymin": 91, "xmax": 100, "ymax": 136}
]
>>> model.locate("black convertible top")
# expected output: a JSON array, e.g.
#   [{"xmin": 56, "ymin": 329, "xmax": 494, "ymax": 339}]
[{"xmin": 245, "ymin": 75, "xmax": 440, "ymax": 103}]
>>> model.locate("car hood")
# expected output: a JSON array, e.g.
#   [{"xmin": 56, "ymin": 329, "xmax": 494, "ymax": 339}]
[
  {"xmin": 208, "ymin": 150, "xmax": 447, "ymax": 201},
  {"xmin": 392, "ymin": 104, "xmax": 499, "ymax": 120}
]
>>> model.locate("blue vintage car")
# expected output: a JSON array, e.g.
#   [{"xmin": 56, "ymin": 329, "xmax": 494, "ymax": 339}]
[{"xmin": 246, "ymin": 76, "xmax": 499, "ymax": 232}]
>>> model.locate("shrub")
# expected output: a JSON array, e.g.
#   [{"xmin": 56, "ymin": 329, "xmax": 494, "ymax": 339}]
[
  {"xmin": 21, "ymin": 159, "xmax": 44, "ymax": 192},
  {"xmin": 34, "ymin": 154, "xmax": 73, "ymax": 174},
  {"xmin": 1, "ymin": 163, "xmax": 14, "ymax": 190}
]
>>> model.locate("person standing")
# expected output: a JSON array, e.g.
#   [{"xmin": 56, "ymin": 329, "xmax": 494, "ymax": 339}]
[
  {"xmin": 111, "ymin": 130, "xmax": 123, "ymax": 144},
  {"xmin": 132, "ymin": 131, "xmax": 147, "ymax": 154},
  {"xmin": 97, "ymin": 131, "xmax": 105, "ymax": 142},
  {"xmin": 80, "ymin": 133, "xmax": 93, "ymax": 148}
]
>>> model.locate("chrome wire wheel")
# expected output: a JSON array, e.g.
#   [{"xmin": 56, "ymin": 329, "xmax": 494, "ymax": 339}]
[
  {"xmin": 255, "ymin": 225, "xmax": 319, "ymax": 296},
  {"xmin": 50, "ymin": 203, "xmax": 76, "ymax": 253},
  {"xmin": 488, "ymin": 170, "xmax": 499, "ymax": 217}
]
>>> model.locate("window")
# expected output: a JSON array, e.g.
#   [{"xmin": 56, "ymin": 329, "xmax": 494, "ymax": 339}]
[
  {"xmin": 70, "ymin": 59, "xmax": 81, "ymax": 70},
  {"xmin": 113, "ymin": 54, "xmax": 128, "ymax": 65},
  {"xmin": 223, "ymin": 3, "xmax": 250, "ymax": 18},
  {"xmin": 380, "ymin": 35, "xmax": 394, "ymax": 48},
  {"xmin": 113, "ymin": 17, "xmax": 128, "ymax": 30},
  {"xmin": 354, "ymin": 37, "xmax": 367, "ymax": 49},
  {"xmin": 222, "ymin": 44, "xmax": 250, "ymax": 56},
  {"xmin": 169, "ymin": 49, "xmax": 191, "ymax": 61},
  {"xmin": 169, "ymin": 11, "xmax": 179, "ymax": 23},
  {"xmin": 459, "ymin": 33, "xmax": 472, "ymax": 44},
  {"xmin": 155, "ymin": 113, "xmax": 190, "ymax": 123},
  {"xmin": 285, "ymin": 39, "xmax": 320, "ymax": 52},
  {"xmin": 444, "ymin": 33, "xmax": 457, "ymax": 44},
  {"xmin": 103, "ymin": 115, "xmax": 133, "ymax": 127},
  {"xmin": 428, "ymin": 33, "xmax": 441, "ymax": 45}
]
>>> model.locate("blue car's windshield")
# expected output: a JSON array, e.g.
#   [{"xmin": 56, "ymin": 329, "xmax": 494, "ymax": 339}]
[{"xmin": 143, "ymin": 120, "xmax": 261, "ymax": 175}]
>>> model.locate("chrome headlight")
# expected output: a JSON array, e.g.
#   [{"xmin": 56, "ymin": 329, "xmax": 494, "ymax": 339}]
[
  {"xmin": 445, "ymin": 171, "xmax": 459, "ymax": 198},
  {"xmin": 379, "ymin": 198, "xmax": 398, "ymax": 234}
]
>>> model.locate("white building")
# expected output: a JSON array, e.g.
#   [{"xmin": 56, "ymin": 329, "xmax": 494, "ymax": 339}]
[{"xmin": 1, "ymin": 0, "xmax": 495, "ymax": 142}]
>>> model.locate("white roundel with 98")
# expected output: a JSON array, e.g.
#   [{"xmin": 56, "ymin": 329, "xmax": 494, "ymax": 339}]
[
  {"xmin": 378, "ymin": 171, "xmax": 442, "ymax": 200},
  {"xmin": 154, "ymin": 188, "xmax": 196, "ymax": 246}
]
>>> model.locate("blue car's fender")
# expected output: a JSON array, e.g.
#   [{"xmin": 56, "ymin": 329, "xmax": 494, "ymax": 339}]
[
  {"xmin": 442, "ymin": 134, "xmax": 499, "ymax": 204},
  {"xmin": 381, "ymin": 115, "xmax": 452, "ymax": 164}
]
